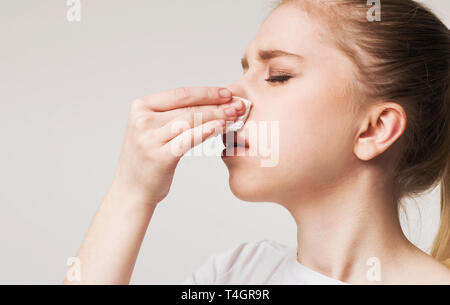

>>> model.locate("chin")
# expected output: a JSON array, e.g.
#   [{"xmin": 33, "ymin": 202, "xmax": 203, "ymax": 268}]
[{"xmin": 226, "ymin": 165, "xmax": 280, "ymax": 202}]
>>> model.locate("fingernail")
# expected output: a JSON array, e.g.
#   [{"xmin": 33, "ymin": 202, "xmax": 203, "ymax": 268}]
[
  {"xmin": 224, "ymin": 107, "xmax": 236, "ymax": 117},
  {"xmin": 231, "ymin": 101, "xmax": 244, "ymax": 110},
  {"xmin": 219, "ymin": 88, "xmax": 232, "ymax": 98}
]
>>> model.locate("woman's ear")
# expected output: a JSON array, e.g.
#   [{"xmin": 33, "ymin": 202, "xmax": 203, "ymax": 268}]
[{"xmin": 354, "ymin": 102, "xmax": 407, "ymax": 161}]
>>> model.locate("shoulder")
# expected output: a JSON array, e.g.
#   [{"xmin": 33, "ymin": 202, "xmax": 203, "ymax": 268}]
[
  {"xmin": 396, "ymin": 247, "xmax": 450, "ymax": 284},
  {"xmin": 181, "ymin": 239, "xmax": 293, "ymax": 284},
  {"xmin": 414, "ymin": 258, "xmax": 450, "ymax": 284}
]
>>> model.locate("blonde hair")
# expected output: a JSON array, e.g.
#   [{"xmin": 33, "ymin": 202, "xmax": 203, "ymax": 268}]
[{"xmin": 275, "ymin": 0, "xmax": 450, "ymax": 267}]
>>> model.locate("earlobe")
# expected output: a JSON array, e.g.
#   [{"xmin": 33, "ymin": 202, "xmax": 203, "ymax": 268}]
[{"xmin": 354, "ymin": 103, "xmax": 407, "ymax": 161}]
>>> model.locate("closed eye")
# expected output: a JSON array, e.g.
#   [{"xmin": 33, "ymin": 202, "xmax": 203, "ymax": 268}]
[{"xmin": 265, "ymin": 75, "xmax": 292, "ymax": 83}]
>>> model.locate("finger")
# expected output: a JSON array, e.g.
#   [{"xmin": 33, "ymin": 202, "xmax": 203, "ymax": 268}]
[
  {"xmin": 161, "ymin": 98, "xmax": 245, "ymax": 121},
  {"xmin": 161, "ymin": 119, "xmax": 225, "ymax": 158},
  {"xmin": 156, "ymin": 102, "xmax": 245, "ymax": 141},
  {"xmin": 140, "ymin": 87, "xmax": 233, "ymax": 111}
]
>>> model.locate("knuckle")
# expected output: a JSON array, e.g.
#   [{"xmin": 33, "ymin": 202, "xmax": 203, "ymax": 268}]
[
  {"xmin": 132, "ymin": 109, "xmax": 154, "ymax": 128},
  {"xmin": 186, "ymin": 111, "xmax": 196, "ymax": 127},
  {"xmin": 215, "ymin": 105, "xmax": 225, "ymax": 116},
  {"xmin": 133, "ymin": 115, "xmax": 149, "ymax": 130},
  {"xmin": 130, "ymin": 98, "xmax": 144, "ymax": 112},
  {"xmin": 206, "ymin": 87, "xmax": 218, "ymax": 100},
  {"xmin": 178, "ymin": 111, "xmax": 195, "ymax": 127},
  {"xmin": 173, "ymin": 87, "xmax": 191, "ymax": 101},
  {"xmin": 189, "ymin": 107, "xmax": 207, "ymax": 126},
  {"xmin": 170, "ymin": 115, "xmax": 191, "ymax": 134}
]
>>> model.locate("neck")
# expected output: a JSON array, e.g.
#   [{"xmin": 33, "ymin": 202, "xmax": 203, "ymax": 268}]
[{"xmin": 284, "ymin": 168, "xmax": 414, "ymax": 284}]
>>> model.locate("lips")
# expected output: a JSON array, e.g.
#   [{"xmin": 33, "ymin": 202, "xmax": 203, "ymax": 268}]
[{"xmin": 222, "ymin": 131, "xmax": 249, "ymax": 148}]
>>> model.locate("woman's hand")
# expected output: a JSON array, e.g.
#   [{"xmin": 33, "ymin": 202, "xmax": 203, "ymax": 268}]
[
  {"xmin": 112, "ymin": 86, "xmax": 245, "ymax": 208},
  {"xmin": 64, "ymin": 86, "xmax": 245, "ymax": 285}
]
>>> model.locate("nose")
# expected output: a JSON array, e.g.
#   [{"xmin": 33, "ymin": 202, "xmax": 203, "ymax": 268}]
[
  {"xmin": 226, "ymin": 70, "xmax": 251, "ymax": 95},
  {"xmin": 224, "ymin": 79, "xmax": 255, "ymax": 130}
]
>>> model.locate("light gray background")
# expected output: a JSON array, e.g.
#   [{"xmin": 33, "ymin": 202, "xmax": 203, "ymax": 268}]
[{"xmin": 0, "ymin": 0, "xmax": 448, "ymax": 284}]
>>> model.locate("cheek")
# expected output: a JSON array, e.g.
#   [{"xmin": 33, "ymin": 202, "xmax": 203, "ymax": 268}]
[
  {"xmin": 225, "ymin": 81, "xmax": 357, "ymax": 201},
  {"xmin": 276, "ymin": 86, "xmax": 357, "ymax": 188}
]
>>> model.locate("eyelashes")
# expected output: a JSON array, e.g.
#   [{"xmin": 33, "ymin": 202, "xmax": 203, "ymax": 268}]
[{"xmin": 265, "ymin": 74, "xmax": 292, "ymax": 84}]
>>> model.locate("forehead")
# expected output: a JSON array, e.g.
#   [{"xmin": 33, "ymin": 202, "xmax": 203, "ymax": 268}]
[{"xmin": 245, "ymin": 5, "xmax": 324, "ymax": 57}]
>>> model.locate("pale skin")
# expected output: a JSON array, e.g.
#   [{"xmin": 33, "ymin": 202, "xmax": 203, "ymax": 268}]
[{"xmin": 64, "ymin": 4, "xmax": 450, "ymax": 284}]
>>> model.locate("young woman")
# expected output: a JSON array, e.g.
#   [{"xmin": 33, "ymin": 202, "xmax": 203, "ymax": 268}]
[{"xmin": 64, "ymin": 0, "xmax": 450, "ymax": 284}]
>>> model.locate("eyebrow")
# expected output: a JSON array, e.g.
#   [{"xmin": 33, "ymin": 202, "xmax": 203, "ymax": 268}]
[{"xmin": 241, "ymin": 49, "xmax": 304, "ymax": 70}]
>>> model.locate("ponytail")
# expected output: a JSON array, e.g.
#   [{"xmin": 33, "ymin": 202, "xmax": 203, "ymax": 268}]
[{"xmin": 431, "ymin": 161, "xmax": 450, "ymax": 268}]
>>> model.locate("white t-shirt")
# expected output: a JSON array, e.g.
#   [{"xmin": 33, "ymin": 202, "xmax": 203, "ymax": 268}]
[{"xmin": 181, "ymin": 239, "xmax": 347, "ymax": 285}]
